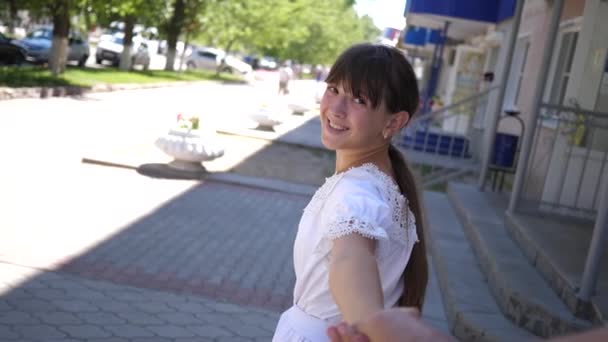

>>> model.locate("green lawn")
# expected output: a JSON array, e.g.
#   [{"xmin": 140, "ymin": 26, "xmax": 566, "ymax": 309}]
[{"xmin": 0, "ymin": 66, "xmax": 244, "ymax": 88}]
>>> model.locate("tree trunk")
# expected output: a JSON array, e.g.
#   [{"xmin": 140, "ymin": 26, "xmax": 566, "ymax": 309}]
[
  {"xmin": 119, "ymin": 15, "xmax": 135, "ymax": 71},
  {"xmin": 8, "ymin": 0, "xmax": 18, "ymax": 36},
  {"xmin": 49, "ymin": 1, "xmax": 70, "ymax": 76},
  {"xmin": 178, "ymin": 31, "xmax": 190, "ymax": 72},
  {"xmin": 83, "ymin": 0, "xmax": 92, "ymax": 32},
  {"xmin": 216, "ymin": 38, "xmax": 236, "ymax": 76},
  {"xmin": 164, "ymin": 0, "xmax": 185, "ymax": 71}
]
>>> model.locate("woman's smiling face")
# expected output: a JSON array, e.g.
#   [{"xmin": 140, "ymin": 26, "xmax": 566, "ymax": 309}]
[{"xmin": 320, "ymin": 82, "xmax": 391, "ymax": 152}]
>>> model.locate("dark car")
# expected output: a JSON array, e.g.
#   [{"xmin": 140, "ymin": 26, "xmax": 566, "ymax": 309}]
[
  {"xmin": 16, "ymin": 28, "xmax": 90, "ymax": 66},
  {"xmin": 0, "ymin": 32, "xmax": 26, "ymax": 66}
]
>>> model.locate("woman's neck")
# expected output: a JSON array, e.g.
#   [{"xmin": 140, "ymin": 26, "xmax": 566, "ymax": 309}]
[{"xmin": 335, "ymin": 144, "xmax": 392, "ymax": 175}]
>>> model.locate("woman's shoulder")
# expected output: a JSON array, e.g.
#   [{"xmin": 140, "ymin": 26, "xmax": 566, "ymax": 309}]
[
  {"xmin": 332, "ymin": 163, "xmax": 399, "ymax": 199},
  {"xmin": 319, "ymin": 163, "xmax": 418, "ymax": 247}
]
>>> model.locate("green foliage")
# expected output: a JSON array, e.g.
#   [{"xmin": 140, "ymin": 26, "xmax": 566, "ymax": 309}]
[
  {"xmin": 90, "ymin": 0, "xmax": 166, "ymax": 28},
  {"xmin": 194, "ymin": 0, "xmax": 380, "ymax": 64},
  {"xmin": 6, "ymin": 0, "xmax": 381, "ymax": 73},
  {"xmin": 274, "ymin": 2, "xmax": 381, "ymax": 64}
]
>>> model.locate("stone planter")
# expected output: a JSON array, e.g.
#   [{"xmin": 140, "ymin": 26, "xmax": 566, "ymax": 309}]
[
  {"xmin": 155, "ymin": 129, "xmax": 224, "ymax": 172},
  {"xmin": 249, "ymin": 108, "xmax": 284, "ymax": 131}
]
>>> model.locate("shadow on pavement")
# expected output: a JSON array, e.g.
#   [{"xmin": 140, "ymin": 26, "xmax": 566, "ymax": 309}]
[{"xmin": 0, "ymin": 112, "xmax": 330, "ymax": 340}]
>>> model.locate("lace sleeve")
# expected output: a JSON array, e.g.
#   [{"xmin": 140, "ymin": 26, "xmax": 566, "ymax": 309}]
[
  {"xmin": 322, "ymin": 177, "xmax": 390, "ymax": 242},
  {"xmin": 325, "ymin": 203, "xmax": 389, "ymax": 240}
]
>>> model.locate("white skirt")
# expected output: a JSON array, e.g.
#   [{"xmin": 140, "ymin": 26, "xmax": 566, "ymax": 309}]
[{"xmin": 272, "ymin": 305, "xmax": 332, "ymax": 342}]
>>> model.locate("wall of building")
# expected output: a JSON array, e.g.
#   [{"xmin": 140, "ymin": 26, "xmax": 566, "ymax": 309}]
[{"xmin": 517, "ymin": 0, "xmax": 608, "ymax": 213}]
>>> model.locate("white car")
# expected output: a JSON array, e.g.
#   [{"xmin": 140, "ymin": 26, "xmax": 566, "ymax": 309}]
[
  {"xmin": 259, "ymin": 56, "xmax": 278, "ymax": 70},
  {"xmin": 95, "ymin": 33, "xmax": 150, "ymax": 69},
  {"xmin": 186, "ymin": 47, "xmax": 252, "ymax": 76}
]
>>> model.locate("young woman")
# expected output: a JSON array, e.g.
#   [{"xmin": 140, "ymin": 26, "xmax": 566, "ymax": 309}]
[{"xmin": 272, "ymin": 43, "xmax": 428, "ymax": 341}]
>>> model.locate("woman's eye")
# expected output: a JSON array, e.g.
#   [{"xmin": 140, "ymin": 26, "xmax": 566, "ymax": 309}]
[
  {"xmin": 326, "ymin": 86, "xmax": 338, "ymax": 94},
  {"xmin": 354, "ymin": 96, "xmax": 367, "ymax": 105}
]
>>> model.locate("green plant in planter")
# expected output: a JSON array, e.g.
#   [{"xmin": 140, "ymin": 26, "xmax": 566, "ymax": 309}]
[{"xmin": 177, "ymin": 113, "xmax": 200, "ymax": 130}]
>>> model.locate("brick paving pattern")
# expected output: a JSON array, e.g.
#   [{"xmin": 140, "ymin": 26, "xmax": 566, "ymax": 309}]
[
  {"xmin": 57, "ymin": 181, "xmax": 307, "ymax": 312},
  {"xmin": 0, "ymin": 262, "xmax": 279, "ymax": 341}
]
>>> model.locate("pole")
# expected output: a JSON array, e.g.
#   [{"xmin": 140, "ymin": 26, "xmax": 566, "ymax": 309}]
[{"xmin": 508, "ymin": 0, "xmax": 565, "ymax": 213}]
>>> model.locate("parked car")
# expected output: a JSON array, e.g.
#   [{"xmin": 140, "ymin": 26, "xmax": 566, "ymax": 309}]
[
  {"xmin": 0, "ymin": 32, "xmax": 26, "ymax": 65},
  {"xmin": 259, "ymin": 56, "xmax": 278, "ymax": 70},
  {"xmin": 95, "ymin": 33, "xmax": 150, "ymax": 69},
  {"xmin": 157, "ymin": 39, "xmax": 186, "ymax": 56},
  {"xmin": 17, "ymin": 27, "xmax": 89, "ymax": 66},
  {"xmin": 186, "ymin": 47, "xmax": 252, "ymax": 76}
]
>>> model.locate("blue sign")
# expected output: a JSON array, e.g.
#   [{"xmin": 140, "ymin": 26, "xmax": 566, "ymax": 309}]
[
  {"xmin": 403, "ymin": 26, "xmax": 444, "ymax": 46},
  {"xmin": 406, "ymin": 0, "xmax": 516, "ymax": 23}
]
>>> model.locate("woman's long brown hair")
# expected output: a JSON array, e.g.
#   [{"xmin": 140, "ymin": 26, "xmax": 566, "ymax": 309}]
[{"xmin": 326, "ymin": 43, "xmax": 428, "ymax": 311}]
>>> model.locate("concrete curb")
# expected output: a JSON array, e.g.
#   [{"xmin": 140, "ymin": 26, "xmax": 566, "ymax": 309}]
[
  {"xmin": 207, "ymin": 172, "xmax": 317, "ymax": 197},
  {"xmin": 216, "ymin": 116, "xmax": 325, "ymax": 152},
  {"xmin": 446, "ymin": 183, "xmax": 590, "ymax": 338},
  {"xmin": 81, "ymin": 157, "xmax": 317, "ymax": 197},
  {"xmin": 504, "ymin": 211, "xmax": 598, "ymax": 322},
  {"xmin": 423, "ymin": 191, "xmax": 534, "ymax": 342},
  {"xmin": 0, "ymin": 80, "xmax": 223, "ymax": 101}
]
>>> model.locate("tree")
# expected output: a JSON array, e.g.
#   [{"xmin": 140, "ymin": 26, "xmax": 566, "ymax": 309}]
[
  {"xmin": 195, "ymin": 0, "xmax": 379, "ymax": 66},
  {"xmin": 178, "ymin": 0, "xmax": 207, "ymax": 71},
  {"xmin": 164, "ymin": 0, "xmax": 185, "ymax": 71},
  {"xmin": 196, "ymin": 0, "xmax": 312, "ymax": 74},
  {"xmin": 91, "ymin": 0, "xmax": 165, "ymax": 70},
  {"xmin": 48, "ymin": 0, "xmax": 71, "ymax": 75},
  {"xmin": 17, "ymin": 0, "xmax": 76, "ymax": 75},
  {"xmin": 163, "ymin": 0, "xmax": 215, "ymax": 71},
  {"xmin": 0, "ymin": 0, "xmax": 20, "ymax": 36}
]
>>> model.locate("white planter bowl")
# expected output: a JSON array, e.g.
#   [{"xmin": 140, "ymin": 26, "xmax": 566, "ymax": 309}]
[
  {"xmin": 155, "ymin": 129, "xmax": 224, "ymax": 172},
  {"xmin": 249, "ymin": 108, "xmax": 283, "ymax": 131}
]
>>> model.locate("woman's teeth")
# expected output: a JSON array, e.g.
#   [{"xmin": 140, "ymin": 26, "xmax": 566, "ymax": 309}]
[{"xmin": 329, "ymin": 120, "xmax": 347, "ymax": 131}]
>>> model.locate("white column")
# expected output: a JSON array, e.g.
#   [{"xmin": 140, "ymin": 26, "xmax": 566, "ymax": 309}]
[
  {"xmin": 508, "ymin": 0, "xmax": 565, "ymax": 213},
  {"xmin": 564, "ymin": 0, "xmax": 608, "ymax": 110},
  {"xmin": 580, "ymin": 180, "xmax": 608, "ymax": 300},
  {"xmin": 572, "ymin": 0, "xmax": 608, "ymax": 302}
]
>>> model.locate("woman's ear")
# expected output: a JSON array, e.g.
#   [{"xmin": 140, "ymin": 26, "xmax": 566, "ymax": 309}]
[
  {"xmin": 396, "ymin": 110, "xmax": 410, "ymax": 130},
  {"xmin": 384, "ymin": 111, "xmax": 410, "ymax": 137}
]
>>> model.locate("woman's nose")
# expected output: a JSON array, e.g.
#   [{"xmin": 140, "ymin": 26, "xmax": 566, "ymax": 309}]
[{"xmin": 329, "ymin": 96, "xmax": 347, "ymax": 118}]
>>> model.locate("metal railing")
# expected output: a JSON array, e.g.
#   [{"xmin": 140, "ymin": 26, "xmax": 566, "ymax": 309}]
[
  {"xmin": 399, "ymin": 85, "xmax": 499, "ymax": 161},
  {"xmin": 521, "ymin": 103, "xmax": 608, "ymax": 219}
]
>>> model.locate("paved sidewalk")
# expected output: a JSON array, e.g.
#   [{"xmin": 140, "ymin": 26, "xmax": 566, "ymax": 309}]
[
  {"xmin": 1, "ymin": 163, "xmax": 306, "ymax": 341},
  {"xmin": 0, "ymin": 262, "xmax": 279, "ymax": 341}
]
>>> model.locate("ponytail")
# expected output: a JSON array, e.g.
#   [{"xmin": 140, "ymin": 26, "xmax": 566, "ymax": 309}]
[{"xmin": 389, "ymin": 144, "xmax": 428, "ymax": 311}]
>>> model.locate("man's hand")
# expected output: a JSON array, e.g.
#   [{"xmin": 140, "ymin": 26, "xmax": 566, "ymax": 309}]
[
  {"xmin": 327, "ymin": 307, "xmax": 454, "ymax": 342},
  {"xmin": 327, "ymin": 322, "xmax": 369, "ymax": 342}
]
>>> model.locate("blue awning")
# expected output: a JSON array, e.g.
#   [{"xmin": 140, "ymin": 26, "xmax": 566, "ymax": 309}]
[
  {"xmin": 406, "ymin": 0, "xmax": 515, "ymax": 24},
  {"xmin": 404, "ymin": 26, "xmax": 444, "ymax": 46},
  {"xmin": 404, "ymin": 0, "xmax": 516, "ymax": 41}
]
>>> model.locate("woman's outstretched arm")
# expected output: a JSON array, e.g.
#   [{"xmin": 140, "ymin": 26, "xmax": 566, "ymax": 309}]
[{"xmin": 329, "ymin": 234, "xmax": 384, "ymax": 325}]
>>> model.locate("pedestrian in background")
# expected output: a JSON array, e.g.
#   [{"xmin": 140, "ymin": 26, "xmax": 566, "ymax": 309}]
[
  {"xmin": 272, "ymin": 43, "xmax": 428, "ymax": 341},
  {"xmin": 278, "ymin": 60, "xmax": 293, "ymax": 95}
]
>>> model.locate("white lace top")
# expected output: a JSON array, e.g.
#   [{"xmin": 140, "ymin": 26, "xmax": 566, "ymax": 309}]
[{"xmin": 292, "ymin": 163, "xmax": 419, "ymax": 321}]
